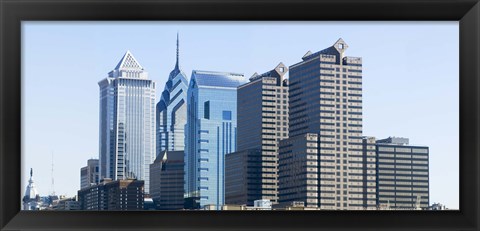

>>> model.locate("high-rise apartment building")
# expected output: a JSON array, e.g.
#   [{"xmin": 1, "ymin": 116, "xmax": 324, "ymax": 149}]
[
  {"xmin": 157, "ymin": 34, "xmax": 188, "ymax": 153},
  {"xmin": 185, "ymin": 70, "xmax": 247, "ymax": 209},
  {"xmin": 80, "ymin": 159, "xmax": 99, "ymax": 189},
  {"xmin": 98, "ymin": 51, "xmax": 156, "ymax": 193},
  {"xmin": 374, "ymin": 137, "xmax": 429, "ymax": 209},
  {"xmin": 149, "ymin": 150, "xmax": 184, "ymax": 210},
  {"xmin": 278, "ymin": 38, "xmax": 365, "ymax": 209},
  {"xmin": 77, "ymin": 178, "xmax": 145, "ymax": 211},
  {"xmin": 225, "ymin": 63, "xmax": 289, "ymax": 205}
]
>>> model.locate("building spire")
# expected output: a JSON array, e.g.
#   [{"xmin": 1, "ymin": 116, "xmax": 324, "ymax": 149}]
[
  {"xmin": 30, "ymin": 168, "xmax": 33, "ymax": 178},
  {"xmin": 175, "ymin": 32, "xmax": 180, "ymax": 69}
]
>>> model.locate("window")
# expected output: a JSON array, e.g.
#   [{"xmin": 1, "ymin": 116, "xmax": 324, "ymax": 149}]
[
  {"xmin": 222, "ymin": 110, "xmax": 232, "ymax": 120},
  {"xmin": 338, "ymin": 44, "xmax": 344, "ymax": 49},
  {"xmin": 204, "ymin": 101, "xmax": 210, "ymax": 119},
  {"xmin": 279, "ymin": 67, "xmax": 285, "ymax": 73}
]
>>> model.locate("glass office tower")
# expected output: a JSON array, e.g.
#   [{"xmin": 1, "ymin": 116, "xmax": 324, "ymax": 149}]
[
  {"xmin": 98, "ymin": 51, "xmax": 156, "ymax": 193},
  {"xmin": 157, "ymin": 33, "xmax": 188, "ymax": 153},
  {"xmin": 185, "ymin": 70, "xmax": 247, "ymax": 209}
]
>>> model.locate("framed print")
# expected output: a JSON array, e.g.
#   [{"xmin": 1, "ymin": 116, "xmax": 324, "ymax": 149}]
[{"xmin": 1, "ymin": 0, "xmax": 479, "ymax": 230}]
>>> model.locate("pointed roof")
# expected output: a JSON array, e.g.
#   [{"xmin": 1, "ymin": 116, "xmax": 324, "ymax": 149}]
[
  {"xmin": 162, "ymin": 151, "xmax": 168, "ymax": 161},
  {"xmin": 302, "ymin": 51, "xmax": 312, "ymax": 59},
  {"xmin": 333, "ymin": 38, "xmax": 348, "ymax": 53},
  {"xmin": 168, "ymin": 32, "xmax": 184, "ymax": 80},
  {"xmin": 114, "ymin": 50, "xmax": 143, "ymax": 70},
  {"xmin": 154, "ymin": 150, "xmax": 184, "ymax": 163},
  {"xmin": 302, "ymin": 38, "xmax": 348, "ymax": 61},
  {"xmin": 175, "ymin": 32, "xmax": 180, "ymax": 70},
  {"xmin": 24, "ymin": 168, "xmax": 38, "ymax": 200}
]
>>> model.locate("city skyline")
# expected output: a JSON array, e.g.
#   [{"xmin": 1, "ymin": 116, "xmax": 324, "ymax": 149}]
[{"xmin": 22, "ymin": 22, "xmax": 459, "ymax": 209}]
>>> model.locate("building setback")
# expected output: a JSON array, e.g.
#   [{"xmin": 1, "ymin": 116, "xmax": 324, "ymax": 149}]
[
  {"xmin": 185, "ymin": 70, "xmax": 247, "ymax": 209},
  {"xmin": 278, "ymin": 38, "xmax": 366, "ymax": 210},
  {"xmin": 98, "ymin": 51, "xmax": 156, "ymax": 193},
  {"xmin": 80, "ymin": 159, "xmax": 99, "ymax": 189},
  {"xmin": 77, "ymin": 178, "xmax": 144, "ymax": 211},
  {"xmin": 226, "ymin": 63, "xmax": 289, "ymax": 206},
  {"xmin": 373, "ymin": 137, "xmax": 429, "ymax": 209},
  {"xmin": 149, "ymin": 150, "xmax": 184, "ymax": 210},
  {"xmin": 157, "ymin": 33, "xmax": 188, "ymax": 153}
]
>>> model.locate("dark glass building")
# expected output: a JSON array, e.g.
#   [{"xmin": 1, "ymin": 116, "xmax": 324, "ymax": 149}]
[{"xmin": 149, "ymin": 150, "xmax": 184, "ymax": 210}]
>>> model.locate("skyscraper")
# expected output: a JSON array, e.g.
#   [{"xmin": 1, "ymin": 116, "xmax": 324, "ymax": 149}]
[
  {"xmin": 80, "ymin": 159, "xmax": 99, "ymax": 189},
  {"xmin": 225, "ymin": 63, "xmax": 289, "ymax": 205},
  {"xmin": 157, "ymin": 33, "xmax": 188, "ymax": 154},
  {"xmin": 185, "ymin": 70, "xmax": 247, "ymax": 209},
  {"xmin": 98, "ymin": 51, "xmax": 156, "ymax": 193},
  {"xmin": 278, "ymin": 38, "xmax": 365, "ymax": 209},
  {"xmin": 373, "ymin": 137, "xmax": 429, "ymax": 209}
]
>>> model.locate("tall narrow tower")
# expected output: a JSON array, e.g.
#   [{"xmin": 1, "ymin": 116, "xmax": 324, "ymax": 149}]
[
  {"xmin": 156, "ymin": 33, "xmax": 189, "ymax": 154},
  {"xmin": 23, "ymin": 168, "xmax": 40, "ymax": 210},
  {"xmin": 98, "ymin": 51, "xmax": 156, "ymax": 193},
  {"xmin": 278, "ymin": 39, "xmax": 365, "ymax": 210},
  {"xmin": 51, "ymin": 152, "xmax": 55, "ymax": 196}
]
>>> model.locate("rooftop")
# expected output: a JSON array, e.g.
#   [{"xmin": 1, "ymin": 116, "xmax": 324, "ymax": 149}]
[{"xmin": 192, "ymin": 70, "xmax": 247, "ymax": 88}]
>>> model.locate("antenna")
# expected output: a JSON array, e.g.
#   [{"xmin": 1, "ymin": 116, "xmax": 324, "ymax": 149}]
[{"xmin": 51, "ymin": 151, "xmax": 55, "ymax": 196}]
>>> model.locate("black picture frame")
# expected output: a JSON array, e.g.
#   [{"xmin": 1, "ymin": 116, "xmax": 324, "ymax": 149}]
[{"xmin": 1, "ymin": 0, "xmax": 479, "ymax": 230}]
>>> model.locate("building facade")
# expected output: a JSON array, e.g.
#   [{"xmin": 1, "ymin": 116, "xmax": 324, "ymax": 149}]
[
  {"xmin": 80, "ymin": 159, "xmax": 99, "ymax": 189},
  {"xmin": 77, "ymin": 178, "xmax": 144, "ymax": 211},
  {"xmin": 278, "ymin": 38, "xmax": 366, "ymax": 209},
  {"xmin": 157, "ymin": 34, "xmax": 188, "ymax": 153},
  {"xmin": 185, "ymin": 70, "xmax": 247, "ymax": 209},
  {"xmin": 225, "ymin": 63, "xmax": 289, "ymax": 206},
  {"xmin": 374, "ymin": 137, "xmax": 429, "ymax": 209},
  {"xmin": 149, "ymin": 150, "xmax": 184, "ymax": 210},
  {"xmin": 98, "ymin": 51, "xmax": 156, "ymax": 193},
  {"xmin": 361, "ymin": 137, "xmax": 378, "ymax": 209}
]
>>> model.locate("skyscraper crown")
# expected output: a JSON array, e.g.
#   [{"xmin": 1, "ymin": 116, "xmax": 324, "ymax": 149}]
[
  {"xmin": 114, "ymin": 50, "xmax": 144, "ymax": 71},
  {"xmin": 108, "ymin": 51, "xmax": 148, "ymax": 79}
]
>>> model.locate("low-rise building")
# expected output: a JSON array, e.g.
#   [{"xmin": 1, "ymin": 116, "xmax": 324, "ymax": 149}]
[{"xmin": 77, "ymin": 178, "xmax": 144, "ymax": 211}]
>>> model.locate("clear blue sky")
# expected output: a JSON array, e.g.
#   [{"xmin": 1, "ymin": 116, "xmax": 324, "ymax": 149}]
[{"xmin": 22, "ymin": 21, "xmax": 459, "ymax": 209}]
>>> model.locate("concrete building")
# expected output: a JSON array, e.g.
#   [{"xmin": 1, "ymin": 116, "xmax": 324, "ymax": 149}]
[
  {"xmin": 77, "ymin": 178, "xmax": 144, "ymax": 211},
  {"xmin": 98, "ymin": 51, "xmax": 156, "ymax": 193},
  {"xmin": 361, "ymin": 137, "xmax": 378, "ymax": 209},
  {"xmin": 203, "ymin": 199, "xmax": 272, "ymax": 211},
  {"xmin": 157, "ymin": 33, "xmax": 188, "ymax": 153},
  {"xmin": 278, "ymin": 38, "xmax": 365, "ymax": 210},
  {"xmin": 374, "ymin": 137, "xmax": 429, "ymax": 209},
  {"xmin": 226, "ymin": 63, "xmax": 288, "ymax": 206},
  {"xmin": 22, "ymin": 168, "xmax": 41, "ymax": 210},
  {"xmin": 53, "ymin": 196, "xmax": 81, "ymax": 211},
  {"xmin": 149, "ymin": 150, "xmax": 184, "ymax": 210},
  {"xmin": 185, "ymin": 70, "xmax": 247, "ymax": 209},
  {"xmin": 80, "ymin": 159, "xmax": 99, "ymax": 189}
]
